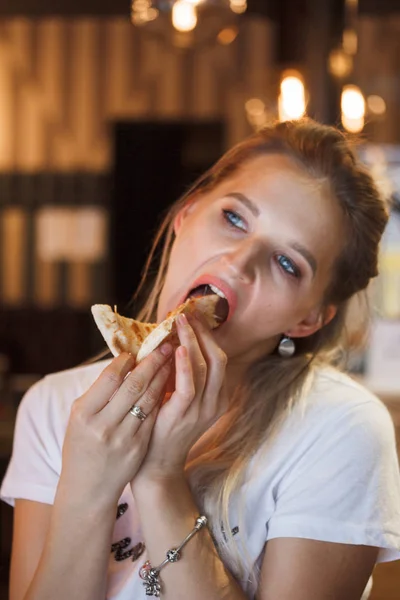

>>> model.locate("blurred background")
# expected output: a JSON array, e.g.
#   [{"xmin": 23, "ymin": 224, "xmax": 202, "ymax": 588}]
[{"xmin": 0, "ymin": 0, "xmax": 399, "ymax": 597}]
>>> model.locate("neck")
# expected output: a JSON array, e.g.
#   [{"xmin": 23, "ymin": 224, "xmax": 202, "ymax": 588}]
[{"xmin": 224, "ymin": 338, "xmax": 277, "ymax": 397}]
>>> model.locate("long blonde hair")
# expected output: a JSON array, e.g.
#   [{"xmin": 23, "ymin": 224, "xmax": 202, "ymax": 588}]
[{"xmin": 131, "ymin": 119, "xmax": 388, "ymax": 589}]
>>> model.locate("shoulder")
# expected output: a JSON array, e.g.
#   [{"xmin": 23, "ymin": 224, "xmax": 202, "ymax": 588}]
[
  {"xmin": 257, "ymin": 368, "xmax": 400, "ymax": 564},
  {"xmin": 1, "ymin": 360, "xmax": 112, "ymax": 505},
  {"xmin": 43, "ymin": 359, "xmax": 112, "ymax": 398},
  {"xmin": 252, "ymin": 366, "xmax": 396, "ymax": 477},
  {"xmin": 310, "ymin": 366, "xmax": 395, "ymax": 439},
  {"xmin": 18, "ymin": 359, "xmax": 112, "ymax": 427},
  {"xmin": 273, "ymin": 366, "xmax": 398, "ymax": 477},
  {"xmin": 299, "ymin": 365, "xmax": 394, "ymax": 432}
]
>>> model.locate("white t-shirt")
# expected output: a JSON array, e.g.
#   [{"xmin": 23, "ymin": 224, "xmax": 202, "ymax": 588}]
[{"xmin": 1, "ymin": 360, "xmax": 400, "ymax": 599}]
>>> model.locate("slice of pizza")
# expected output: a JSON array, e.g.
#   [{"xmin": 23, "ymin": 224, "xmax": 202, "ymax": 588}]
[{"xmin": 91, "ymin": 291, "xmax": 228, "ymax": 363}]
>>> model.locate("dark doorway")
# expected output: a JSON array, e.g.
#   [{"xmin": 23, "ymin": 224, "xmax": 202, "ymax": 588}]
[{"xmin": 111, "ymin": 120, "xmax": 226, "ymax": 311}]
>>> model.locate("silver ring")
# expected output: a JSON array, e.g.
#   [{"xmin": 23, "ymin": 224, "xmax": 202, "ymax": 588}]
[{"xmin": 129, "ymin": 405, "xmax": 147, "ymax": 422}]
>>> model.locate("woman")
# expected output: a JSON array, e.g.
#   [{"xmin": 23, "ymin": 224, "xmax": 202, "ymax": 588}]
[{"xmin": 1, "ymin": 119, "xmax": 400, "ymax": 600}]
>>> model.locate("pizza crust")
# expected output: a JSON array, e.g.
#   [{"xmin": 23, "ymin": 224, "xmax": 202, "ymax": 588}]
[{"xmin": 91, "ymin": 294, "xmax": 220, "ymax": 363}]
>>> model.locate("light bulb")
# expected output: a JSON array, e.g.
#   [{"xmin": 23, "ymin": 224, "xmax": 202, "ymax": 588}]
[
  {"xmin": 230, "ymin": 0, "xmax": 247, "ymax": 14},
  {"xmin": 341, "ymin": 85, "xmax": 365, "ymax": 132},
  {"xmin": 217, "ymin": 26, "xmax": 238, "ymax": 45},
  {"xmin": 367, "ymin": 95, "xmax": 386, "ymax": 116},
  {"xmin": 279, "ymin": 74, "xmax": 306, "ymax": 121},
  {"xmin": 341, "ymin": 85, "xmax": 365, "ymax": 119},
  {"xmin": 172, "ymin": 1, "xmax": 198, "ymax": 32},
  {"xmin": 328, "ymin": 48, "xmax": 353, "ymax": 79},
  {"xmin": 343, "ymin": 28, "xmax": 358, "ymax": 55},
  {"xmin": 245, "ymin": 98, "xmax": 265, "ymax": 117},
  {"xmin": 342, "ymin": 115, "xmax": 364, "ymax": 133}
]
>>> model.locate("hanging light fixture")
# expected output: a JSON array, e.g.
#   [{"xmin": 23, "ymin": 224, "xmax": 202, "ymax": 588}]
[
  {"xmin": 328, "ymin": 0, "xmax": 358, "ymax": 80},
  {"xmin": 131, "ymin": 0, "xmax": 247, "ymax": 43},
  {"xmin": 172, "ymin": 1, "xmax": 198, "ymax": 32}
]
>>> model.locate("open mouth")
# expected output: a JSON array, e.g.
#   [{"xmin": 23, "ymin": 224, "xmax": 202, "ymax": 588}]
[{"xmin": 186, "ymin": 283, "xmax": 230, "ymax": 326}]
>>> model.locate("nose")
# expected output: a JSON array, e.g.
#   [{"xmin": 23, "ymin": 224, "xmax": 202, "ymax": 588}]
[{"xmin": 221, "ymin": 240, "xmax": 261, "ymax": 283}]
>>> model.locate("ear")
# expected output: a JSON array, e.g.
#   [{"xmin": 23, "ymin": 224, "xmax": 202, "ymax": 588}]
[
  {"xmin": 286, "ymin": 304, "xmax": 337, "ymax": 339},
  {"xmin": 173, "ymin": 199, "xmax": 198, "ymax": 236}
]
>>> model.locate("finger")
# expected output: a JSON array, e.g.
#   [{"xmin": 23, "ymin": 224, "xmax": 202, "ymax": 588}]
[
  {"xmin": 176, "ymin": 314, "xmax": 207, "ymax": 391},
  {"xmin": 187, "ymin": 312, "xmax": 219, "ymax": 357},
  {"xmin": 118, "ymin": 360, "xmax": 172, "ymax": 435},
  {"xmin": 120, "ymin": 378, "xmax": 168, "ymax": 444},
  {"xmin": 187, "ymin": 314, "xmax": 228, "ymax": 416},
  {"xmin": 169, "ymin": 345, "xmax": 196, "ymax": 414},
  {"xmin": 188, "ymin": 312, "xmax": 225, "ymax": 359},
  {"xmin": 80, "ymin": 353, "xmax": 136, "ymax": 415},
  {"xmin": 98, "ymin": 344, "xmax": 173, "ymax": 426}
]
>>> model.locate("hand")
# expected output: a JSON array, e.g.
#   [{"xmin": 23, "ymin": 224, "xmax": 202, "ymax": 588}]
[
  {"xmin": 132, "ymin": 312, "xmax": 229, "ymax": 488},
  {"xmin": 58, "ymin": 347, "xmax": 173, "ymax": 508}
]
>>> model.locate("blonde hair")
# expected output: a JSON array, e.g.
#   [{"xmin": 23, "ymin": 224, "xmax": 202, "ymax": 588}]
[{"xmin": 130, "ymin": 119, "xmax": 388, "ymax": 589}]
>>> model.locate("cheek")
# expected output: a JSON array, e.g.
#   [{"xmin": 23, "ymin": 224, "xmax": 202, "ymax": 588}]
[
  {"xmin": 172, "ymin": 221, "xmax": 216, "ymax": 269},
  {"xmin": 159, "ymin": 224, "xmax": 211, "ymax": 313},
  {"xmin": 252, "ymin": 278, "xmax": 306, "ymax": 329}
]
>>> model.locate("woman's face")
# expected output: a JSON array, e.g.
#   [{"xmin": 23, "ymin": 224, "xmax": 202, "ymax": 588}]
[{"xmin": 157, "ymin": 153, "xmax": 344, "ymax": 367}]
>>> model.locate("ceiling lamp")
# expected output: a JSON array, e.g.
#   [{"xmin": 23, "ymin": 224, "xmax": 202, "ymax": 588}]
[
  {"xmin": 131, "ymin": 0, "xmax": 247, "ymax": 46},
  {"xmin": 278, "ymin": 72, "xmax": 307, "ymax": 122}
]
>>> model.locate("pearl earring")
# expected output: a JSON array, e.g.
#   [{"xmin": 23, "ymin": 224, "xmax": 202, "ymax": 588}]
[{"xmin": 278, "ymin": 335, "xmax": 296, "ymax": 358}]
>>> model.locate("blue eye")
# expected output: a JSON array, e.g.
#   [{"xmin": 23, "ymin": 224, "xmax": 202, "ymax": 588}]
[
  {"xmin": 222, "ymin": 209, "xmax": 246, "ymax": 231},
  {"xmin": 277, "ymin": 255, "xmax": 300, "ymax": 278}
]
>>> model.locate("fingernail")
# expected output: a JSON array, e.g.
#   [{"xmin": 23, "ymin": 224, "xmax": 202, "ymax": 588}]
[
  {"xmin": 178, "ymin": 313, "xmax": 188, "ymax": 326},
  {"xmin": 160, "ymin": 343, "xmax": 173, "ymax": 356}
]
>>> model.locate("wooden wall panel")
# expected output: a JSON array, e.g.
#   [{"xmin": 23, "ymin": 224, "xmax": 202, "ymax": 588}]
[
  {"xmin": 0, "ymin": 16, "xmax": 275, "ymax": 172},
  {"xmin": 355, "ymin": 15, "xmax": 400, "ymax": 144},
  {"xmin": 0, "ymin": 208, "xmax": 27, "ymax": 305}
]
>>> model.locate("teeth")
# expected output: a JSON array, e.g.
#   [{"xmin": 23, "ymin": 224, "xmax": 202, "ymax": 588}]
[{"xmin": 209, "ymin": 284, "xmax": 227, "ymax": 299}]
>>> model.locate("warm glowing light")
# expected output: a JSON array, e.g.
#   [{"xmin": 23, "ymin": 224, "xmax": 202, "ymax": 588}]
[
  {"xmin": 217, "ymin": 27, "xmax": 238, "ymax": 45},
  {"xmin": 343, "ymin": 28, "xmax": 358, "ymax": 54},
  {"xmin": 131, "ymin": 8, "xmax": 158, "ymax": 25},
  {"xmin": 186, "ymin": 0, "xmax": 203, "ymax": 4},
  {"xmin": 342, "ymin": 115, "xmax": 364, "ymax": 133},
  {"xmin": 341, "ymin": 85, "xmax": 365, "ymax": 119},
  {"xmin": 245, "ymin": 98, "xmax": 267, "ymax": 130},
  {"xmin": 341, "ymin": 85, "xmax": 365, "ymax": 132},
  {"xmin": 367, "ymin": 95, "xmax": 386, "ymax": 116},
  {"xmin": 245, "ymin": 98, "xmax": 265, "ymax": 116},
  {"xmin": 278, "ymin": 73, "xmax": 306, "ymax": 121},
  {"xmin": 328, "ymin": 48, "xmax": 353, "ymax": 79},
  {"xmin": 172, "ymin": 1, "xmax": 198, "ymax": 32},
  {"xmin": 131, "ymin": 0, "xmax": 159, "ymax": 25},
  {"xmin": 230, "ymin": 0, "xmax": 247, "ymax": 14}
]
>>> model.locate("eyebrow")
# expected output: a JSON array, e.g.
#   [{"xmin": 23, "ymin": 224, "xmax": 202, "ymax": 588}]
[
  {"xmin": 291, "ymin": 242, "xmax": 317, "ymax": 277},
  {"xmin": 227, "ymin": 192, "xmax": 317, "ymax": 277},
  {"xmin": 227, "ymin": 192, "xmax": 260, "ymax": 217}
]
